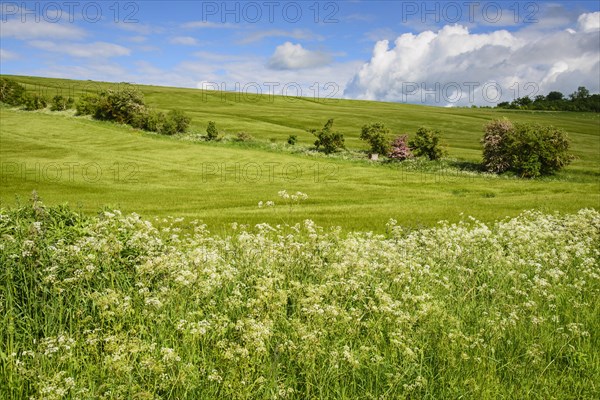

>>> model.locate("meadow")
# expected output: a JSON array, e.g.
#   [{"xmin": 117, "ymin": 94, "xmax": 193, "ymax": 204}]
[
  {"xmin": 1, "ymin": 199, "xmax": 599, "ymax": 399},
  {"xmin": 0, "ymin": 75, "xmax": 599, "ymax": 231},
  {"xmin": 0, "ymin": 75, "xmax": 599, "ymax": 399}
]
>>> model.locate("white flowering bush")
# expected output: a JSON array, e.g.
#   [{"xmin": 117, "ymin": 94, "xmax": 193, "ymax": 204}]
[{"xmin": 1, "ymin": 198, "xmax": 599, "ymax": 399}]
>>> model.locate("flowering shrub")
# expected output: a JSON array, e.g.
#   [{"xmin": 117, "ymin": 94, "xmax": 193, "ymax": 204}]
[
  {"xmin": 388, "ymin": 134, "xmax": 413, "ymax": 160},
  {"xmin": 482, "ymin": 118, "xmax": 513, "ymax": 173},
  {"xmin": 2, "ymin": 199, "xmax": 599, "ymax": 399},
  {"xmin": 482, "ymin": 119, "xmax": 574, "ymax": 177}
]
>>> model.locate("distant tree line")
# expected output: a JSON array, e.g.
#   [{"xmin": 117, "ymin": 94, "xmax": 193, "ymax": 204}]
[{"xmin": 496, "ymin": 86, "xmax": 600, "ymax": 112}]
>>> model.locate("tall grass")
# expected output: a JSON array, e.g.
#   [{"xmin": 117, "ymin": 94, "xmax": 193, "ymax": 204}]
[{"xmin": 1, "ymin": 197, "xmax": 599, "ymax": 399}]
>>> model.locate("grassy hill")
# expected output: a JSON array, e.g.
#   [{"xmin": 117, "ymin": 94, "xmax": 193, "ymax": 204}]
[{"xmin": 1, "ymin": 75, "xmax": 599, "ymax": 231}]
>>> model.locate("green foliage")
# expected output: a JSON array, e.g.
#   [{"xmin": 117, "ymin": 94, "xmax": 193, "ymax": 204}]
[
  {"xmin": 506, "ymin": 123, "xmax": 574, "ymax": 177},
  {"xmin": 73, "ymin": 86, "xmax": 189, "ymax": 135},
  {"xmin": 482, "ymin": 119, "xmax": 574, "ymax": 177},
  {"xmin": 136, "ymin": 109, "xmax": 177, "ymax": 135},
  {"xmin": 409, "ymin": 127, "xmax": 447, "ymax": 160},
  {"xmin": 287, "ymin": 135, "xmax": 297, "ymax": 145},
  {"xmin": 497, "ymin": 86, "xmax": 599, "ymax": 112},
  {"xmin": 0, "ymin": 78, "xmax": 26, "ymax": 105},
  {"xmin": 22, "ymin": 93, "xmax": 48, "ymax": 110},
  {"xmin": 167, "ymin": 109, "xmax": 191, "ymax": 134},
  {"xmin": 49, "ymin": 95, "xmax": 74, "ymax": 111},
  {"xmin": 144, "ymin": 110, "xmax": 165, "ymax": 132},
  {"xmin": 308, "ymin": 119, "xmax": 345, "ymax": 154},
  {"xmin": 206, "ymin": 121, "xmax": 219, "ymax": 141},
  {"xmin": 75, "ymin": 93, "xmax": 100, "ymax": 116},
  {"xmin": 360, "ymin": 122, "xmax": 391, "ymax": 155},
  {"xmin": 93, "ymin": 86, "xmax": 146, "ymax": 125}
]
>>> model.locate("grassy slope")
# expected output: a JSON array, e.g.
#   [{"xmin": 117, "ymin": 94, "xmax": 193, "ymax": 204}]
[{"xmin": 1, "ymin": 75, "xmax": 599, "ymax": 231}]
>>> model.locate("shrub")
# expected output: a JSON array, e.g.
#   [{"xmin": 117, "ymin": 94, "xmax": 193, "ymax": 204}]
[
  {"xmin": 234, "ymin": 131, "xmax": 254, "ymax": 142},
  {"xmin": 159, "ymin": 115, "xmax": 178, "ymax": 136},
  {"xmin": 0, "ymin": 78, "xmax": 26, "ymax": 105},
  {"xmin": 75, "ymin": 93, "xmax": 101, "ymax": 116},
  {"xmin": 167, "ymin": 109, "xmax": 191, "ymax": 134},
  {"xmin": 144, "ymin": 110, "xmax": 166, "ymax": 133},
  {"xmin": 409, "ymin": 127, "xmax": 447, "ymax": 160},
  {"xmin": 206, "ymin": 121, "xmax": 219, "ymax": 141},
  {"xmin": 287, "ymin": 135, "xmax": 297, "ymax": 145},
  {"xmin": 93, "ymin": 86, "xmax": 146, "ymax": 125},
  {"xmin": 388, "ymin": 135, "xmax": 413, "ymax": 160},
  {"xmin": 129, "ymin": 107, "xmax": 150, "ymax": 130},
  {"xmin": 360, "ymin": 122, "xmax": 391, "ymax": 155},
  {"xmin": 23, "ymin": 94, "xmax": 48, "ymax": 110},
  {"xmin": 50, "ymin": 95, "xmax": 74, "ymax": 111},
  {"xmin": 482, "ymin": 119, "xmax": 574, "ymax": 177},
  {"xmin": 505, "ymin": 123, "xmax": 574, "ymax": 177},
  {"xmin": 308, "ymin": 119, "xmax": 345, "ymax": 154},
  {"xmin": 482, "ymin": 118, "xmax": 514, "ymax": 173}
]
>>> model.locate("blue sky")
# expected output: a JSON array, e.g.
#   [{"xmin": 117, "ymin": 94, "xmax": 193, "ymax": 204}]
[{"xmin": 1, "ymin": 1, "xmax": 599, "ymax": 106}]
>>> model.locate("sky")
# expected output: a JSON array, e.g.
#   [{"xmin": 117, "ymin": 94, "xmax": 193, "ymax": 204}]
[{"xmin": 1, "ymin": 0, "xmax": 599, "ymax": 106}]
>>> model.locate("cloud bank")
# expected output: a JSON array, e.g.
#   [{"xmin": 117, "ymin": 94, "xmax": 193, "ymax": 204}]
[{"xmin": 344, "ymin": 12, "xmax": 600, "ymax": 106}]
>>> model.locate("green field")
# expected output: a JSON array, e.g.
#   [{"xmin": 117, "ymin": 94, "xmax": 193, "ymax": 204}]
[
  {"xmin": 2, "ymin": 75, "xmax": 600, "ymax": 399},
  {"xmin": 2, "ymin": 202, "xmax": 599, "ymax": 399},
  {"xmin": 1, "ymin": 75, "xmax": 599, "ymax": 231}
]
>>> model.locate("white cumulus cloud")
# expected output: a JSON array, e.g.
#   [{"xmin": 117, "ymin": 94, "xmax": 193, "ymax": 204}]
[
  {"xmin": 577, "ymin": 11, "xmax": 600, "ymax": 32},
  {"xmin": 344, "ymin": 18, "xmax": 600, "ymax": 106},
  {"xmin": 268, "ymin": 42, "xmax": 332, "ymax": 70}
]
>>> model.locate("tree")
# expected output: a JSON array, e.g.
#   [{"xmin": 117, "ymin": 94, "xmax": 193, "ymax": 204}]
[
  {"xmin": 571, "ymin": 86, "xmax": 590, "ymax": 100},
  {"xmin": 206, "ymin": 121, "xmax": 219, "ymax": 140},
  {"xmin": 409, "ymin": 127, "xmax": 447, "ymax": 160},
  {"xmin": 546, "ymin": 91, "xmax": 564, "ymax": 101},
  {"xmin": 514, "ymin": 96, "xmax": 532, "ymax": 108},
  {"xmin": 307, "ymin": 119, "xmax": 345, "ymax": 154},
  {"xmin": 360, "ymin": 122, "xmax": 391, "ymax": 155}
]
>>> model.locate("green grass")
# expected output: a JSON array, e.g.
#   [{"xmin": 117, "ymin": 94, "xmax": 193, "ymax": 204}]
[
  {"xmin": 1, "ymin": 202, "xmax": 599, "ymax": 399},
  {"xmin": 0, "ymin": 75, "xmax": 599, "ymax": 231}
]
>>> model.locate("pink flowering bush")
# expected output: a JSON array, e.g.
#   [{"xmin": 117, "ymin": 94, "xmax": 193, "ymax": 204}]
[
  {"xmin": 388, "ymin": 134, "xmax": 413, "ymax": 160},
  {"xmin": 482, "ymin": 118, "xmax": 514, "ymax": 173}
]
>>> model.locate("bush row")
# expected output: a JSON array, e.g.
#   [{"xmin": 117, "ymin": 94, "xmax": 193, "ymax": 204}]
[
  {"xmin": 357, "ymin": 119, "xmax": 572, "ymax": 177},
  {"xmin": 75, "ymin": 86, "xmax": 191, "ymax": 135},
  {"xmin": 0, "ymin": 78, "xmax": 191, "ymax": 135}
]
